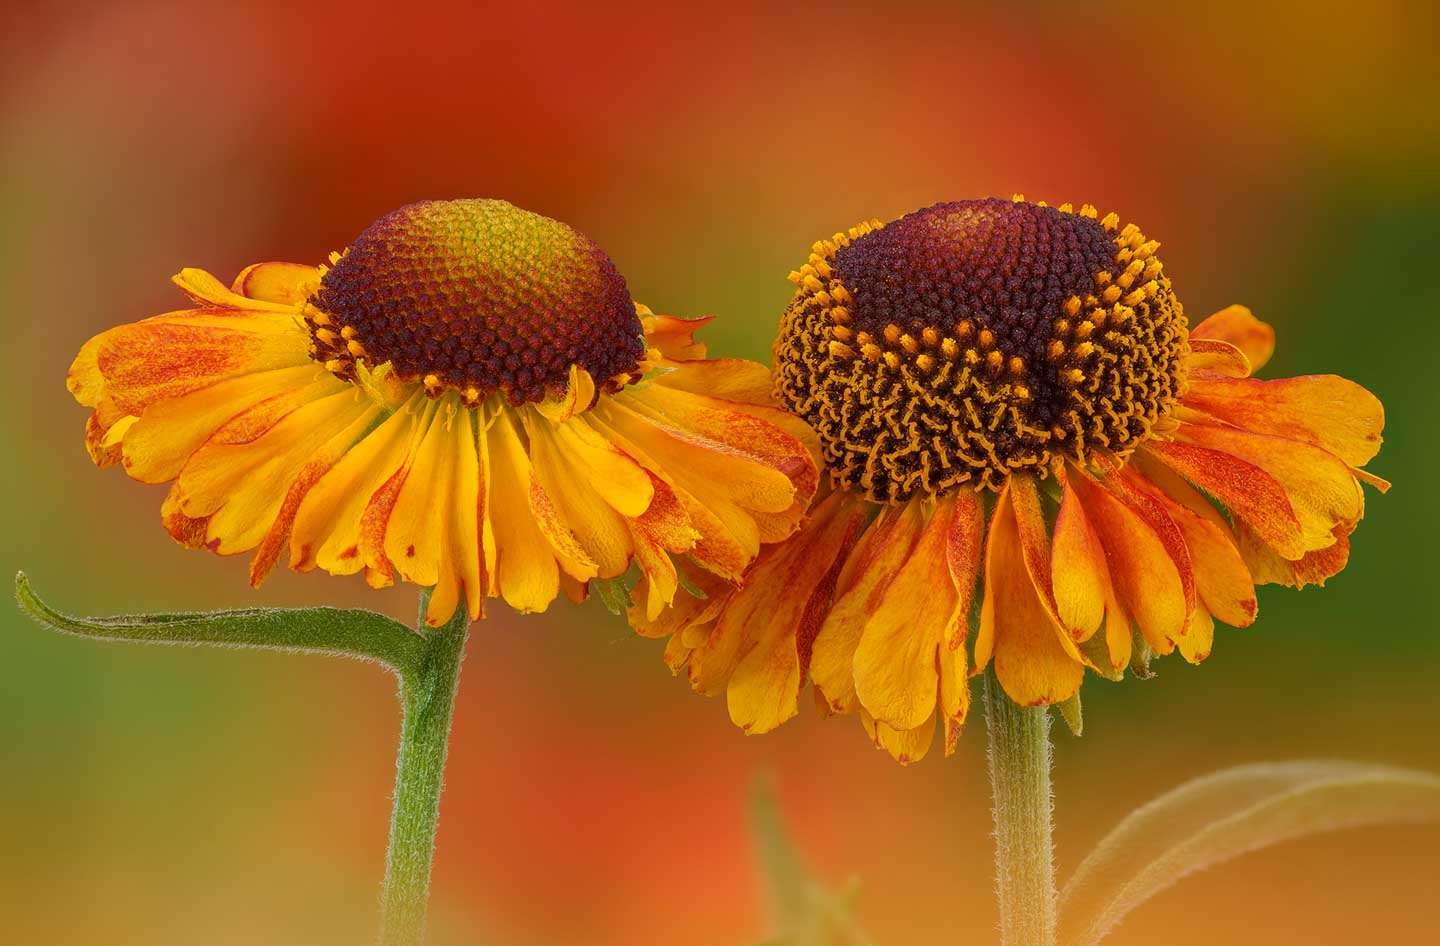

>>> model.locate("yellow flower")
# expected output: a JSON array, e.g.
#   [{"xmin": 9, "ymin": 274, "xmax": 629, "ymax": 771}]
[
  {"xmin": 638, "ymin": 197, "xmax": 1389, "ymax": 763},
  {"xmin": 69, "ymin": 199, "xmax": 818, "ymax": 626}
]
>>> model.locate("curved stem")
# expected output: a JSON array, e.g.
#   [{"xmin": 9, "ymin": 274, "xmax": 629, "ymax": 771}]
[
  {"xmin": 378, "ymin": 591, "xmax": 471, "ymax": 946},
  {"xmin": 984, "ymin": 669, "xmax": 1058, "ymax": 946}
]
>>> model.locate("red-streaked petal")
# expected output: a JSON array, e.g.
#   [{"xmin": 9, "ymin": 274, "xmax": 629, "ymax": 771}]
[
  {"xmin": 1132, "ymin": 458, "xmax": 1257, "ymax": 628},
  {"xmin": 1142, "ymin": 439, "xmax": 1306, "ymax": 561},
  {"xmin": 722, "ymin": 491, "xmax": 867, "ymax": 734},
  {"xmin": 1068, "ymin": 468, "xmax": 1187, "ymax": 654},
  {"xmin": 946, "ymin": 488, "xmax": 985, "ymax": 649},
  {"xmin": 1176, "ymin": 422, "xmax": 1363, "ymax": 552}
]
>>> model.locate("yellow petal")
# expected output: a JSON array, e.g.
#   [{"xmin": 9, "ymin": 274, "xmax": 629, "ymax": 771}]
[{"xmin": 231, "ymin": 262, "xmax": 322, "ymax": 305}]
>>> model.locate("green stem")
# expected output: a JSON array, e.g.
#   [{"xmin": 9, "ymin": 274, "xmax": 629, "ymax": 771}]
[
  {"xmin": 984, "ymin": 669, "xmax": 1058, "ymax": 946},
  {"xmin": 378, "ymin": 591, "xmax": 471, "ymax": 946}
]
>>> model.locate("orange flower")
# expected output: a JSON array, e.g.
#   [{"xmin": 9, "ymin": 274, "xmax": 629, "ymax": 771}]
[
  {"xmin": 69, "ymin": 199, "xmax": 817, "ymax": 626},
  {"xmin": 636, "ymin": 197, "xmax": 1387, "ymax": 763}
]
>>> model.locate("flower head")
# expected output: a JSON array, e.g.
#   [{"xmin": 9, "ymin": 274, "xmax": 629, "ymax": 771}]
[
  {"xmin": 640, "ymin": 196, "xmax": 1388, "ymax": 763},
  {"xmin": 69, "ymin": 199, "xmax": 817, "ymax": 626}
]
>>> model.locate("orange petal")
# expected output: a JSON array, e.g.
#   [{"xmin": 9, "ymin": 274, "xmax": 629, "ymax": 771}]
[
  {"xmin": 946, "ymin": 488, "xmax": 985, "ymax": 649},
  {"xmin": 651, "ymin": 357, "xmax": 776, "ymax": 406},
  {"xmin": 173, "ymin": 268, "xmax": 292, "ymax": 310},
  {"xmin": 1131, "ymin": 455, "xmax": 1257, "ymax": 628},
  {"xmin": 1189, "ymin": 305, "xmax": 1274, "ymax": 373},
  {"xmin": 1176, "ymin": 422, "xmax": 1363, "ymax": 552},
  {"xmin": 175, "ymin": 389, "xmax": 374, "ymax": 555},
  {"xmin": 725, "ymin": 497, "xmax": 864, "ymax": 734},
  {"xmin": 687, "ymin": 491, "xmax": 856, "ymax": 731},
  {"xmin": 1009, "ymin": 473, "xmax": 1085, "ymax": 649},
  {"xmin": 1239, "ymin": 520, "xmax": 1354, "ymax": 589},
  {"xmin": 641, "ymin": 313, "xmax": 713, "ymax": 360},
  {"xmin": 979, "ymin": 487, "xmax": 1084, "ymax": 705},
  {"xmin": 1067, "ymin": 468, "xmax": 1187, "ymax": 654},
  {"xmin": 1096, "ymin": 458, "xmax": 1197, "ymax": 618},
  {"xmin": 1178, "ymin": 606, "xmax": 1216, "ymax": 664},
  {"xmin": 937, "ymin": 641, "xmax": 971, "ymax": 756},
  {"xmin": 231, "ymin": 262, "xmax": 321, "ymax": 305},
  {"xmin": 1050, "ymin": 475, "xmax": 1110, "ymax": 643},
  {"xmin": 1182, "ymin": 374, "xmax": 1385, "ymax": 467}
]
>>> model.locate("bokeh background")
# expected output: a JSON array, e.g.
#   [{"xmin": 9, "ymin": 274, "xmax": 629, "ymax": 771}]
[{"xmin": 3, "ymin": 2, "xmax": 1437, "ymax": 944}]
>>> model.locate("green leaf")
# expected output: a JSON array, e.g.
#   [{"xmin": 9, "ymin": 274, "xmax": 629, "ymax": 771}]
[
  {"xmin": 1058, "ymin": 760, "xmax": 1440, "ymax": 946},
  {"xmin": 15, "ymin": 571, "xmax": 424, "ymax": 676},
  {"xmin": 748, "ymin": 776, "xmax": 869, "ymax": 946}
]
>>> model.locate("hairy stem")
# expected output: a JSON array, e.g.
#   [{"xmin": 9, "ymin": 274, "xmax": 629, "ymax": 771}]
[
  {"xmin": 984, "ymin": 669, "xmax": 1058, "ymax": 946},
  {"xmin": 378, "ymin": 592, "xmax": 471, "ymax": 946}
]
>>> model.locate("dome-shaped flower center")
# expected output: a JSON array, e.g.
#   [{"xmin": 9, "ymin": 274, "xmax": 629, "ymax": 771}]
[
  {"xmin": 774, "ymin": 198, "xmax": 1188, "ymax": 501},
  {"xmin": 307, "ymin": 199, "xmax": 645, "ymax": 405}
]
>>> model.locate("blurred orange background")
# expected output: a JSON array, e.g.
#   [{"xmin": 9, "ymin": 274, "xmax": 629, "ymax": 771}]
[{"xmin": 2, "ymin": 2, "xmax": 1438, "ymax": 944}]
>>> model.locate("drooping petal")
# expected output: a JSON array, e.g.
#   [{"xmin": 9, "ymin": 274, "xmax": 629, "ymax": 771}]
[
  {"xmin": 1067, "ymin": 468, "xmax": 1187, "ymax": 655},
  {"xmin": 92, "ymin": 316, "xmax": 313, "ymax": 417},
  {"xmin": 860, "ymin": 707, "xmax": 939, "ymax": 766},
  {"xmin": 1131, "ymin": 453, "xmax": 1257, "ymax": 628},
  {"xmin": 978, "ymin": 486, "xmax": 1084, "ymax": 706},
  {"xmin": 482, "ymin": 407, "xmax": 565, "ymax": 612},
  {"xmin": 290, "ymin": 391, "xmax": 427, "ymax": 576},
  {"xmin": 852, "ymin": 495, "xmax": 965, "ymax": 732},
  {"xmin": 1051, "ymin": 474, "xmax": 1110, "ymax": 643},
  {"xmin": 250, "ymin": 401, "xmax": 385, "ymax": 586},
  {"xmin": 720, "ymin": 491, "xmax": 867, "ymax": 734},
  {"xmin": 172, "ymin": 388, "xmax": 376, "ymax": 555},
  {"xmin": 946, "ymin": 488, "xmax": 985, "ymax": 649},
  {"xmin": 812, "ymin": 502, "xmax": 922, "ymax": 714},
  {"xmin": 121, "ymin": 365, "xmax": 341, "ymax": 484}
]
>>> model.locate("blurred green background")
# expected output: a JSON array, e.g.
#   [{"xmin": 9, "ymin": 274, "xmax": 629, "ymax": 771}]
[{"xmin": 2, "ymin": 2, "xmax": 1437, "ymax": 944}]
